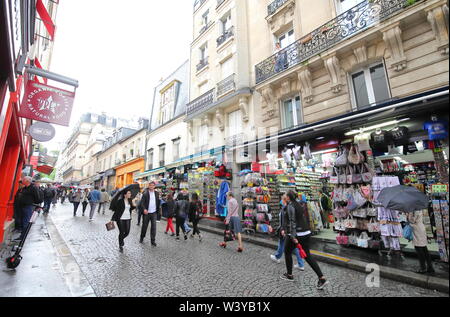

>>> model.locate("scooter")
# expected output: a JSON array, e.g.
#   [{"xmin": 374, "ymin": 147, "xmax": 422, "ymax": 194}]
[{"xmin": 5, "ymin": 206, "xmax": 40, "ymax": 269}]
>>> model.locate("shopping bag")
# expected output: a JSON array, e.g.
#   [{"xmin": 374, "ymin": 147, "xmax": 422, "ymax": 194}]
[
  {"xmin": 367, "ymin": 218, "xmax": 380, "ymax": 233},
  {"xmin": 344, "ymin": 215, "xmax": 357, "ymax": 229},
  {"xmin": 357, "ymin": 232, "xmax": 369, "ymax": 248},
  {"xmin": 296, "ymin": 243, "xmax": 308, "ymax": 259},
  {"xmin": 403, "ymin": 224, "xmax": 414, "ymax": 242}
]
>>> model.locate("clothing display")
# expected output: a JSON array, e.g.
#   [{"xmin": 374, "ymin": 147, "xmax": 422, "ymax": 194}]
[
  {"xmin": 354, "ymin": 132, "xmax": 372, "ymax": 152},
  {"xmin": 390, "ymin": 126, "xmax": 410, "ymax": 147},
  {"xmin": 424, "ymin": 119, "xmax": 449, "ymax": 141},
  {"xmin": 370, "ymin": 130, "xmax": 393, "ymax": 153}
]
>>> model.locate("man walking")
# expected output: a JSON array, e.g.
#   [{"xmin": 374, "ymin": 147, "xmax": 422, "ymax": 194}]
[
  {"xmin": 88, "ymin": 186, "xmax": 101, "ymax": 222},
  {"xmin": 139, "ymin": 182, "xmax": 161, "ymax": 246},
  {"xmin": 16, "ymin": 177, "xmax": 43, "ymax": 240},
  {"xmin": 98, "ymin": 188, "xmax": 110, "ymax": 215},
  {"xmin": 43, "ymin": 184, "xmax": 55, "ymax": 214}
]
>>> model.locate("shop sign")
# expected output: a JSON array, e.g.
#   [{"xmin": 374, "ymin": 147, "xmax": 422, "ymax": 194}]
[
  {"xmin": 18, "ymin": 81, "xmax": 75, "ymax": 126},
  {"xmin": 29, "ymin": 122, "xmax": 55, "ymax": 142}
]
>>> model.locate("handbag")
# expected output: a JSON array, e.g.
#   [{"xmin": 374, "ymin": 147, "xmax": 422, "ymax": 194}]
[
  {"xmin": 344, "ymin": 215, "xmax": 357, "ymax": 229},
  {"xmin": 368, "ymin": 218, "xmax": 380, "ymax": 233},
  {"xmin": 403, "ymin": 223, "xmax": 414, "ymax": 242},
  {"xmin": 348, "ymin": 232, "xmax": 358, "ymax": 246},
  {"xmin": 353, "ymin": 187, "xmax": 367, "ymax": 208},
  {"xmin": 352, "ymin": 207, "xmax": 367, "ymax": 218},
  {"xmin": 333, "ymin": 186, "xmax": 344, "ymax": 202},
  {"xmin": 336, "ymin": 233, "xmax": 349, "ymax": 246},
  {"xmin": 366, "ymin": 204, "xmax": 378, "ymax": 217},
  {"xmin": 357, "ymin": 232, "xmax": 370, "ymax": 248},
  {"xmin": 353, "ymin": 165, "xmax": 363, "ymax": 184},
  {"xmin": 345, "ymin": 188, "xmax": 359, "ymax": 211},
  {"xmin": 347, "ymin": 165, "xmax": 354, "ymax": 185},
  {"xmin": 328, "ymin": 214, "xmax": 335, "ymax": 224},
  {"xmin": 361, "ymin": 163, "xmax": 374, "ymax": 183},
  {"xmin": 224, "ymin": 225, "xmax": 236, "ymax": 242},
  {"xmin": 335, "ymin": 147, "xmax": 349, "ymax": 167},
  {"xmin": 105, "ymin": 221, "xmax": 115, "ymax": 231},
  {"xmin": 330, "ymin": 167, "xmax": 339, "ymax": 184},
  {"xmin": 368, "ymin": 239, "xmax": 381, "ymax": 249},
  {"xmin": 356, "ymin": 219, "xmax": 369, "ymax": 231},
  {"xmin": 348, "ymin": 144, "xmax": 364, "ymax": 165},
  {"xmin": 338, "ymin": 167, "xmax": 347, "ymax": 184}
]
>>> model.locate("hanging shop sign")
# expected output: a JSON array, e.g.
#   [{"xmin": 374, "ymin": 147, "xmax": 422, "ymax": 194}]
[
  {"xmin": 29, "ymin": 121, "xmax": 55, "ymax": 142},
  {"xmin": 18, "ymin": 81, "xmax": 75, "ymax": 126}
]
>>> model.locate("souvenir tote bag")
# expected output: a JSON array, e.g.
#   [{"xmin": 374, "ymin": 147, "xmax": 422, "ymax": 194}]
[
  {"xmin": 336, "ymin": 233, "xmax": 349, "ymax": 246},
  {"xmin": 347, "ymin": 165, "xmax": 354, "ymax": 185},
  {"xmin": 348, "ymin": 144, "xmax": 364, "ymax": 165},
  {"xmin": 344, "ymin": 215, "xmax": 357, "ymax": 229},
  {"xmin": 357, "ymin": 232, "xmax": 369, "ymax": 248},
  {"xmin": 330, "ymin": 167, "xmax": 339, "ymax": 184},
  {"xmin": 360, "ymin": 184, "xmax": 372, "ymax": 201},
  {"xmin": 368, "ymin": 239, "xmax": 381, "ymax": 249},
  {"xmin": 338, "ymin": 167, "xmax": 347, "ymax": 184},
  {"xmin": 349, "ymin": 232, "xmax": 358, "ymax": 246},
  {"xmin": 361, "ymin": 163, "xmax": 374, "ymax": 183},
  {"xmin": 335, "ymin": 147, "xmax": 349, "ymax": 167},
  {"xmin": 368, "ymin": 218, "xmax": 380, "ymax": 233},
  {"xmin": 353, "ymin": 165, "xmax": 363, "ymax": 184},
  {"xmin": 353, "ymin": 187, "xmax": 367, "ymax": 208}
]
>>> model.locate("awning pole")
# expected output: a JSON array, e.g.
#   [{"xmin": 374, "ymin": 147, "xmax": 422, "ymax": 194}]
[{"xmin": 23, "ymin": 65, "xmax": 79, "ymax": 88}]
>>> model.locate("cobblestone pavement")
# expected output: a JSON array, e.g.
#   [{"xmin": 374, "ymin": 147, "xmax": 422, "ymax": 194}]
[{"xmin": 49, "ymin": 203, "xmax": 446, "ymax": 297}]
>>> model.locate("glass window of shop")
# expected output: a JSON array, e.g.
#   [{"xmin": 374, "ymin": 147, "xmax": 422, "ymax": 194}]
[
  {"xmin": 351, "ymin": 62, "xmax": 390, "ymax": 109},
  {"xmin": 281, "ymin": 96, "xmax": 303, "ymax": 129}
]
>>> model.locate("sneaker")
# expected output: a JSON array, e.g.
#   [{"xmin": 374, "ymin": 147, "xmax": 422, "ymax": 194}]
[
  {"xmin": 317, "ymin": 278, "xmax": 329, "ymax": 290},
  {"xmin": 170, "ymin": 233, "xmax": 175, "ymax": 237},
  {"xmin": 190, "ymin": 234, "xmax": 195, "ymax": 239},
  {"xmin": 184, "ymin": 235, "xmax": 188, "ymax": 241},
  {"xmin": 294, "ymin": 264, "xmax": 305, "ymax": 271},
  {"xmin": 270, "ymin": 255, "xmax": 281, "ymax": 264},
  {"xmin": 280, "ymin": 273, "xmax": 294, "ymax": 282}
]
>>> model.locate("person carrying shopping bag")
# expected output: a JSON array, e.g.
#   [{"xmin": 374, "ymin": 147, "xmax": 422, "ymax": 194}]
[
  {"xmin": 219, "ymin": 192, "xmax": 243, "ymax": 253},
  {"xmin": 280, "ymin": 191, "xmax": 329, "ymax": 290},
  {"xmin": 270, "ymin": 194, "xmax": 305, "ymax": 271}
]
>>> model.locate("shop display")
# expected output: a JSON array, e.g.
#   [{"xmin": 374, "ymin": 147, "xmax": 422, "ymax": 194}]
[{"xmin": 431, "ymin": 185, "xmax": 449, "ymax": 263}]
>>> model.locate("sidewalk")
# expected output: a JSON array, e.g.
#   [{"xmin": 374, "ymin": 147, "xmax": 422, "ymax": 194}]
[
  {"xmin": 0, "ymin": 213, "xmax": 95, "ymax": 297},
  {"xmin": 194, "ymin": 217, "xmax": 449, "ymax": 294}
]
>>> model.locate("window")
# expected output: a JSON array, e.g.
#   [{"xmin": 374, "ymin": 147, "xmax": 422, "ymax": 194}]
[
  {"xmin": 221, "ymin": 13, "xmax": 232, "ymax": 33},
  {"xmin": 108, "ymin": 156, "xmax": 112, "ymax": 169},
  {"xmin": 147, "ymin": 149, "xmax": 154, "ymax": 170},
  {"xmin": 159, "ymin": 145, "xmax": 166, "ymax": 167},
  {"xmin": 228, "ymin": 110, "xmax": 242, "ymax": 137},
  {"xmin": 199, "ymin": 82, "xmax": 209, "ymax": 95},
  {"xmin": 350, "ymin": 62, "xmax": 390, "ymax": 109},
  {"xmin": 198, "ymin": 125, "xmax": 208, "ymax": 146},
  {"xmin": 277, "ymin": 29, "xmax": 295, "ymax": 50},
  {"xmin": 337, "ymin": 0, "xmax": 364, "ymax": 14},
  {"xmin": 281, "ymin": 96, "xmax": 303, "ymax": 129},
  {"xmin": 200, "ymin": 44, "xmax": 208, "ymax": 61},
  {"xmin": 173, "ymin": 139, "xmax": 180, "ymax": 161},
  {"xmin": 130, "ymin": 142, "xmax": 135, "ymax": 157},
  {"xmin": 221, "ymin": 57, "xmax": 234, "ymax": 80}
]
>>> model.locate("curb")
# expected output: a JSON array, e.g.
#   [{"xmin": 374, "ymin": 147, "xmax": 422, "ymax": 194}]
[{"xmin": 197, "ymin": 222, "xmax": 449, "ymax": 294}]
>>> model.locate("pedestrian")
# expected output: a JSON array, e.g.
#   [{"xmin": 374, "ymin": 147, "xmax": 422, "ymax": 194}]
[
  {"xmin": 13, "ymin": 181, "xmax": 24, "ymax": 233},
  {"xmin": 181, "ymin": 190, "xmax": 192, "ymax": 234},
  {"xmin": 189, "ymin": 193, "xmax": 203, "ymax": 241},
  {"xmin": 88, "ymin": 186, "xmax": 101, "ymax": 222},
  {"xmin": 139, "ymin": 182, "xmax": 161, "ymax": 246},
  {"xmin": 174, "ymin": 193, "xmax": 189, "ymax": 241},
  {"xmin": 71, "ymin": 188, "xmax": 82, "ymax": 216},
  {"xmin": 43, "ymin": 184, "xmax": 55, "ymax": 214},
  {"xmin": 111, "ymin": 190, "xmax": 136, "ymax": 253},
  {"xmin": 164, "ymin": 193, "xmax": 176, "ymax": 236},
  {"xmin": 81, "ymin": 189, "xmax": 90, "ymax": 216},
  {"xmin": 280, "ymin": 190, "xmax": 329, "ymax": 290},
  {"xmin": 135, "ymin": 190, "xmax": 143, "ymax": 226},
  {"xmin": 61, "ymin": 189, "xmax": 66, "ymax": 204},
  {"xmin": 16, "ymin": 177, "xmax": 43, "ymax": 241},
  {"xmin": 270, "ymin": 194, "xmax": 305, "ymax": 271},
  {"xmin": 51, "ymin": 187, "xmax": 58, "ymax": 208},
  {"xmin": 408, "ymin": 210, "xmax": 435, "ymax": 274},
  {"xmin": 98, "ymin": 188, "xmax": 110, "ymax": 215},
  {"xmin": 219, "ymin": 192, "xmax": 243, "ymax": 252},
  {"xmin": 319, "ymin": 190, "xmax": 332, "ymax": 229}
]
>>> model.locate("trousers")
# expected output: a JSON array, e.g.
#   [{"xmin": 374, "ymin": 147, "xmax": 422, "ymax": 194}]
[
  {"xmin": 117, "ymin": 219, "xmax": 131, "ymax": 247},
  {"xmin": 285, "ymin": 235, "xmax": 323, "ymax": 277},
  {"xmin": 141, "ymin": 213, "xmax": 157, "ymax": 242},
  {"xmin": 176, "ymin": 216, "xmax": 186, "ymax": 237}
]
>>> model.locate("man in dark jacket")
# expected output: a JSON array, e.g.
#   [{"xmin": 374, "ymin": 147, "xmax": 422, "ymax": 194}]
[
  {"xmin": 16, "ymin": 177, "xmax": 43, "ymax": 240},
  {"xmin": 139, "ymin": 182, "xmax": 161, "ymax": 246},
  {"xmin": 43, "ymin": 184, "xmax": 56, "ymax": 214}
]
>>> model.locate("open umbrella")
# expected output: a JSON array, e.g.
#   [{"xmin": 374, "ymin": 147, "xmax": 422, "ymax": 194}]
[
  {"xmin": 376, "ymin": 185, "xmax": 429, "ymax": 213},
  {"xmin": 109, "ymin": 183, "xmax": 141, "ymax": 211}
]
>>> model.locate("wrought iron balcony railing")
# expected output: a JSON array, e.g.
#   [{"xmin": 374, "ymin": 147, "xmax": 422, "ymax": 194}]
[
  {"xmin": 268, "ymin": 0, "xmax": 289, "ymax": 16},
  {"xmin": 194, "ymin": 0, "xmax": 207, "ymax": 12},
  {"xmin": 217, "ymin": 0, "xmax": 226, "ymax": 9},
  {"xmin": 196, "ymin": 57, "xmax": 209, "ymax": 72},
  {"xmin": 187, "ymin": 88, "xmax": 216, "ymax": 117},
  {"xmin": 217, "ymin": 26, "xmax": 234, "ymax": 47},
  {"xmin": 256, "ymin": 0, "xmax": 416, "ymax": 85},
  {"xmin": 217, "ymin": 74, "xmax": 236, "ymax": 97}
]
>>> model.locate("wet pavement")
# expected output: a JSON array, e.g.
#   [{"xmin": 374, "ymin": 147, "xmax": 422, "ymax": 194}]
[{"xmin": 42, "ymin": 203, "xmax": 447, "ymax": 297}]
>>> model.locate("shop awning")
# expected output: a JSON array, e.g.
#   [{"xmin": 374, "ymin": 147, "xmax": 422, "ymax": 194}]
[
  {"xmin": 135, "ymin": 167, "xmax": 166, "ymax": 179},
  {"xmin": 36, "ymin": 165, "xmax": 54, "ymax": 175}
]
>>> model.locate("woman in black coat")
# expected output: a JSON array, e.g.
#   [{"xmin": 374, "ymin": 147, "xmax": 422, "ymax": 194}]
[{"xmin": 111, "ymin": 191, "xmax": 136, "ymax": 252}]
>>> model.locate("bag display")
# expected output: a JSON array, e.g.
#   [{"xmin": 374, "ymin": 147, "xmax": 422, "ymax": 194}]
[
  {"xmin": 368, "ymin": 218, "xmax": 380, "ymax": 233},
  {"xmin": 338, "ymin": 167, "xmax": 347, "ymax": 185},
  {"xmin": 356, "ymin": 219, "xmax": 369, "ymax": 231},
  {"xmin": 368, "ymin": 239, "xmax": 381, "ymax": 249},
  {"xmin": 335, "ymin": 147, "xmax": 349, "ymax": 167},
  {"xmin": 348, "ymin": 233, "xmax": 358, "ymax": 246},
  {"xmin": 353, "ymin": 187, "xmax": 367, "ymax": 208},
  {"xmin": 344, "ymin": 215, "xmax": 357, "ymax": 229},
  {"xmin": 330, "ymin": 167, "xmax": 339, "ymax": 184},
  {"xmin": 348, "ymin": 144, "xmax": 364, "ymax": 165},
  {"xmin": 361, "ymin": 163, "xmax": 374, "ymax": 183},
  {"xmin": 357, "ymin": 232, "xmax": 370, "ymax": 248},
  {"xmin": 336, "ymin": 233, "xmax": 349, "ymax": 246}
]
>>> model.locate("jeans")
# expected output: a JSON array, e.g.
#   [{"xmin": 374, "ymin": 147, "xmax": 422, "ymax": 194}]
[
  {"xmin": 43, "ymin": 199, "xmax": 52, "ymax": 213},
  {"xmin": 285, "ymin": 235, "xmax": 323, "ymax": 277},
  {"xmin": 141, "ymin": 213, "xmax": 157, "ymax": 243},
  {"xmin": 98, "ymin": 202, "xmax": 107, "ymax": 214},
  {"xmin": 191, "ymin": 218, "xmax": 201, "ymax": 236},
  {"xmin": 176, "ymin": 216, "xmax": 186, "ymax": 237},
  {"xmin": 117, "ymin": 219, "xmax": 131, "ymax": 247},
  {"xmin": 82, "ymin": 202, "xmax": 88, "ymax": 214},
  {"xmin": 275, "ymin": 237, "xmax": 304, "ymax": 267},
  {"xmin": 89, "ymin": 202, "xmax": 99, "ymax": 220},
  {"xmin": 73, "ymin": 202, "xmax": 80, "ymax": 215},
  {"xmin": 20, "ymin": 205, "xmax": 34, "ymax": 239}
]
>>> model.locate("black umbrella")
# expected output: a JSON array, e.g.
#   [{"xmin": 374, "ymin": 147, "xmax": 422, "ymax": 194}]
[
  {"xmin": 376, "ymin": 185, "xmax": 429, "ymax": 213},
  {"xmin": 109, "ymin": 184, "xmax": 141, "ymax": 211}
]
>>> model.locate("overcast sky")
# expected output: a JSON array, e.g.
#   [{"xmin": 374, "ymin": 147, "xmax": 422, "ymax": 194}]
[{"xmin": 46, "ymin": 0, "xmax": 193, "ymax": 152}]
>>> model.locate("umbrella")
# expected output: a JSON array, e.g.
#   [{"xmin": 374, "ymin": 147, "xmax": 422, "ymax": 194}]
[
  {"xmin": 238, "ymin": 169, "xmax": 253, "ymax": 177},
  {"xmin": 376, "ymin": 185, "xmax": 429, "ymax": 213},
  {"xmin": 109, "ymin": 184, "xmax": 141, "ymax": 211}
]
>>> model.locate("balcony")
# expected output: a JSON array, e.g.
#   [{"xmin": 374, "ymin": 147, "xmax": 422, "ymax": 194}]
[
  {"xmin": 216, "ymin": 0, "xmax": 226, "ymax": 9},
  {"xmin": 267, "ymin": 0, "xmax": 289, "ymax": 16},
  {"xmin": 196, "ymin": 57, "xmax": 209, "ymax": 72},
  {"xmin": 217, "ymin": 74, "xmax": 236, "ymax": 97},
  {"xmin": 187, "ymin": 88, "xmax": 216, "ymax": 117},
  {"xmin": 256, "ymin": 0, "xmax": 417, "ymax": 85},
  {"xmin": 216, "ymin": 26, "xmax": 234, "ymax": 47},
  {"xmin": 194, "ymin": 0, "xmax": 207, "ymax": 12}
]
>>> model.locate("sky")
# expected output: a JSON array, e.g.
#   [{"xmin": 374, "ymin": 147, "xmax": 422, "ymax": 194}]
[{"xmin": 46, "ymin": 0, "xmax": 193, "ymax": 152}]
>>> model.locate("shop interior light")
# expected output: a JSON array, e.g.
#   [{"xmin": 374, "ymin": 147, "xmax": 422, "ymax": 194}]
[
  {"xmin": 344, "ymin": 118, "xmax": 410, "ymax": 136},
  {"xmin": 316, "ymin": 136, "xmax": 325, "ymax": 140}
]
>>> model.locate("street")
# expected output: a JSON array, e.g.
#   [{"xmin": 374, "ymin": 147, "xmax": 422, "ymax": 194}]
[{"xmin": 47, "ymin": 203, "xmax": 446, "ymax": 297}]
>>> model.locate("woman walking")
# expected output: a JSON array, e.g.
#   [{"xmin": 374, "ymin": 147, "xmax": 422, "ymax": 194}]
[
  {"xmin": 164, "ymin": 193, "xmax": 176, "ymax": 236},
  {"xmin": 219, "ymin": 192, "xmax": 243, "ymax": 252},
  {"xmin": 81, "ymin": 189, "xmax": 90, "ymax": 216},
  {"xmin": 174, "ymin": 193, "xmax": 189, "ymax": 241},
  {"xmin": 408, "ymin": 210, "xmax": 435, "ymax": 274},
  {"xmin": 189, "ymin": 193, "xmax": 203, "ymax": 241},
  {"xmin": 270, "ymin": 194, "xmax": 305, "ymax": 270},
  {"xmin": 111, "ymin": 190, "xmax": 136, "ymax": 253},
  {"xmin": 281, "ymin": 191, "xmax": 329, "ymax": 290},
  {"xmin": 71, "ymin": 189, "xmax": 82, "ymax": 216}
]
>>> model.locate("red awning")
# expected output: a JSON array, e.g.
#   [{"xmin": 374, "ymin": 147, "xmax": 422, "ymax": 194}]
[
  {"xmin": 36, "ymin": 0, "xmax": 56, "ymax": 40},
  {"xmin": 36, "ymin": 165, "xmax": 54, "ymax": 175}
]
